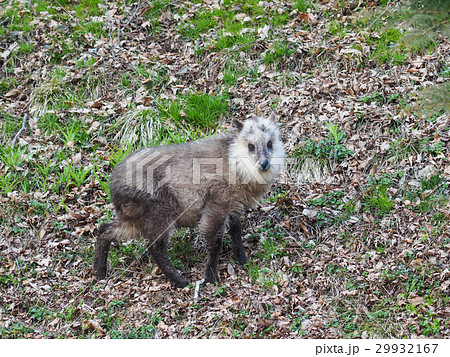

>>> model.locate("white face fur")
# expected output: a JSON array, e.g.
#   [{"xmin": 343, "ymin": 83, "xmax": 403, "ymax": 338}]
[{"xmin": 229, "ymin": 115, "xmax": 285, "ymax": 185}]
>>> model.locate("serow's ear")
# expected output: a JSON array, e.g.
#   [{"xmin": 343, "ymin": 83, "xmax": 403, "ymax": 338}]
[
  {"xmin": 232, "ymin": 119, "xmax": 244, "ymax": 131},
  {"xmin": 268, "ymin": 112, "xmax": 277, "ymax": 122}
]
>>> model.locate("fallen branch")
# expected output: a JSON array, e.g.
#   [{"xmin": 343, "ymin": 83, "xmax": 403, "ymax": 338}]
[
  {"xmin": 11, "ymin": 113, "xmax": 29, "ymax": 148},
  {"xmin": 193, "ymin": 278, "xmax": 205, "ymax": 304}
]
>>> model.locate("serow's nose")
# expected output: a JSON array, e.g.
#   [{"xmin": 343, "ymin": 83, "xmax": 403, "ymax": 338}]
[{"xmin": 260, "ymin": 159, "xmax": 270, "ymax": 171}]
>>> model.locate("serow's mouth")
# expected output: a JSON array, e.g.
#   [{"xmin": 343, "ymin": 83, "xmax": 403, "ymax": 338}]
[{"xmin": 259, "ymin": 160, "xmax": 270, "ymax": 172}]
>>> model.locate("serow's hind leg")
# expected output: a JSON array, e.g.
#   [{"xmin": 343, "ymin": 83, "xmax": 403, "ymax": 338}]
[
  {"xmin": 147, "ymin": 232, "xmax": 188, "ymax": 288},
  {"xmin": 228, "ymin": 215, "xmax": 247, "ymax": 265},
  {"xmin": 93, "ymin": 222, "xmax": 114, "ymax": 280}
]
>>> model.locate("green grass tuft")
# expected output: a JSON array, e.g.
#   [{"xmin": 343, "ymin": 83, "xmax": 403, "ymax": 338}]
[{"xmin": 183, "ymin": 92, "xmax": 228, "ymax": 129}]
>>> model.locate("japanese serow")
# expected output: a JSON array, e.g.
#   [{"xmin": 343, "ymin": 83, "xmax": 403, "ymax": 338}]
[{"xmin": 93, "ymin": 114, "xmax": 285, "ymax": 287}]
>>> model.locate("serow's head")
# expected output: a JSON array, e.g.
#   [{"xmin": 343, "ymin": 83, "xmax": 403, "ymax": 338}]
[{"xmin": 231, "ymin": 113, "xmax": 285, "ymax": 184}]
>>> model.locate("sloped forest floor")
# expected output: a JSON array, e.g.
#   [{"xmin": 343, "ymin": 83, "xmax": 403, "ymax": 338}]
[{"xmin": 0, "ymin": 0, "xmax": 449, "ymax": 339}]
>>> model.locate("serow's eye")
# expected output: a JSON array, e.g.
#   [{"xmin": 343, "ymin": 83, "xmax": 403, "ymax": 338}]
[
  {"xmin": 267, "ymin": 140, "xmax": 272, "ymax": 150},
  {"xmin": 248, "ymin": 143, "xmax": 255, "ymax": 152}
]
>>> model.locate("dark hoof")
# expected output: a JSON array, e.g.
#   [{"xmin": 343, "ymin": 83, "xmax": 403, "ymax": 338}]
[
  {"xmin": 98, "ymin": 222, "xmax": 110, "ymax": 234},
  {"xmin": 233, "ymin": 251, "xmax": 248, "ymax": 265},
  {"xmin": 205, "ymin": 270, "xmax": 219, "ymax": 284},
  {"xmin": 172, "ymin": 278, "xmax": 189, "ymax": 288},
  {"xmin": 94, "ymin": 269, "xmax": 107, "ymax": 280},
  {"xmin": 93, "ymin": 263, "xmax": 107, "ymax": 280}
]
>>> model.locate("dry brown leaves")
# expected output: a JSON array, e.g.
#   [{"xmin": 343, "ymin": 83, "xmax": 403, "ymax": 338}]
[{"xmin": 0, "ymin": 0, "xmax": 449, "ymax": 339}]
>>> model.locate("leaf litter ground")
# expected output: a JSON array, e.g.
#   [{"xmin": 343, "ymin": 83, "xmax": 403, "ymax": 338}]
[{"xmin": 0, "ymin": 0, "xmax": 449, "ymax": 338}]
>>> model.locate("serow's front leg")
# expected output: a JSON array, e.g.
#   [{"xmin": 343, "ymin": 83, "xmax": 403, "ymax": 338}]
[
  {"xmin": 201, "ymin": 216, "xmax": 226, "ymax": 284},
  {"xmin": 228, "ymin": 215, "xmax": 247, "ymax": 265}
]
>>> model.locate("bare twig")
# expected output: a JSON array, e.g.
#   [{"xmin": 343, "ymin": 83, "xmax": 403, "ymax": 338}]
[
  {"xmin": 193, "ymin": 278, "xmax": 205, "ymax": 303},
  {"xmin": 117, "ymin": 20, "xmax": 121, "ymax": 47},
  {"xmin": 124, "ymin": 0, "xmax": 144, "ymax": 28},
  {"xmin": 11, "ymin": 113, "xmax": 29, "ymax": 148},
  {"xmin": 224, "ymin": 39, "xmax": 258, "ymax": 54}
]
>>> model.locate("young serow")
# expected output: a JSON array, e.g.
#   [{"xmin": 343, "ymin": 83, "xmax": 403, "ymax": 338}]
[{"xmin": 93, "ymin": 114, "xmax": 285, "ymax": 287}]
